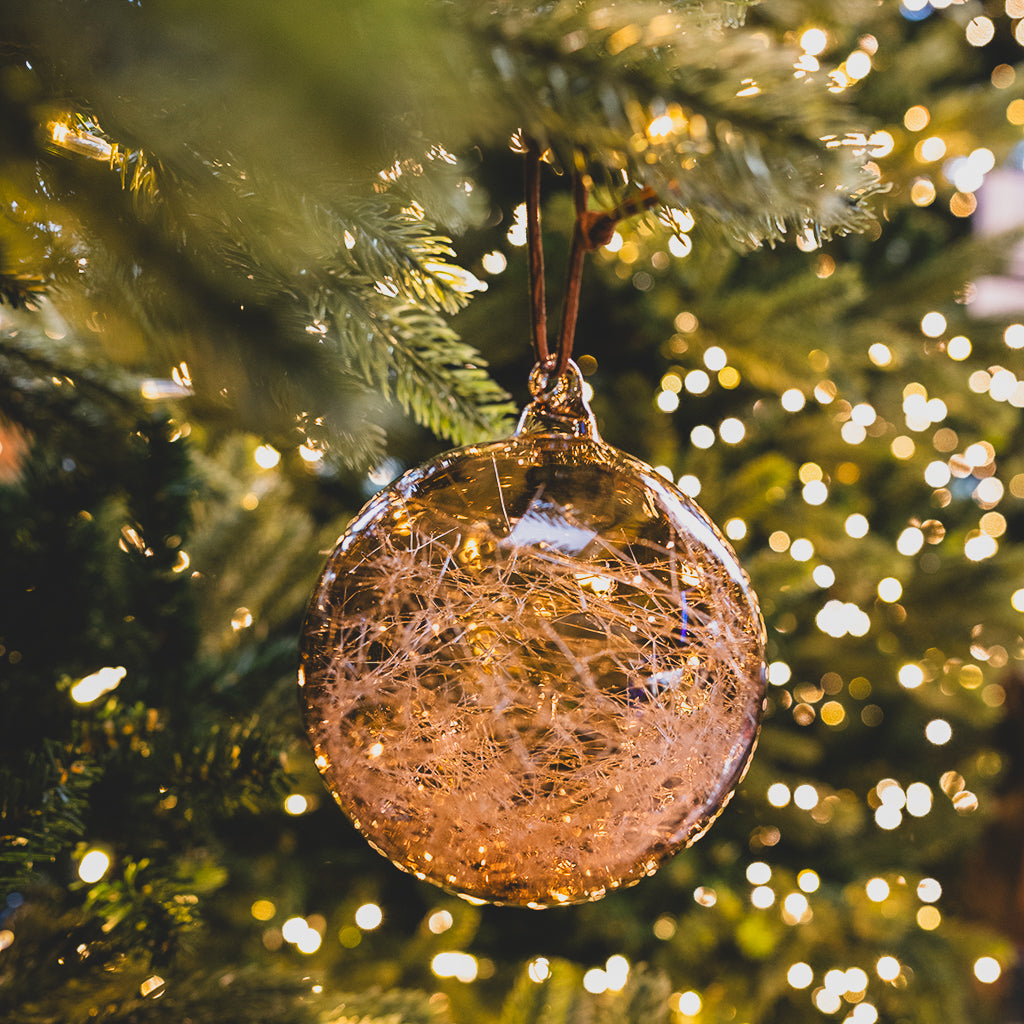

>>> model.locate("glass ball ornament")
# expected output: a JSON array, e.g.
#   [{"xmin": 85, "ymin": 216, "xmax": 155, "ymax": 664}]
[{"xmin": 299, "ymin": 361, "xmax": 766, "ymax": 907}]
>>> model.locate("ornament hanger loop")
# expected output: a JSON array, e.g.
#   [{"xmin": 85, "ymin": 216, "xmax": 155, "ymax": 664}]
[{"xmin": 523, "ymin": 139, "xmax": 661, "ymax": 378}]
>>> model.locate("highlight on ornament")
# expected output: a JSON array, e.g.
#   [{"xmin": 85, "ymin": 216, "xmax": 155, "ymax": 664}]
[{"xmin": 299, "ymin": 361, "xmax": 766, "ymax": 908}]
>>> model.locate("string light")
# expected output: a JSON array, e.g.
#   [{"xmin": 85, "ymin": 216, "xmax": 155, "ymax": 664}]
[
  {"xmin": 874, "ymin": 957, "xmax": 900, "ymax": 983},
  {"xmin": 788, "ymin": 962, "xmax": 814, "ymax": 989},
  {"xmin": 354, "ymin": 903, "xmax": 383, "ymax": 930},
  {"xmin": 675, "ymin": 990, "xmax": 703, "ymax": 1015},
  {"xmin": 974, "ymin": 957, "xmax": 1002, "ymax": 983},
  {"xmin": 78, "ymin": 849, "xmax": 111, "ymax": 883},
  {"xmin": 71, "ymin": 666, "xmax": 126, "ymax": 704}
]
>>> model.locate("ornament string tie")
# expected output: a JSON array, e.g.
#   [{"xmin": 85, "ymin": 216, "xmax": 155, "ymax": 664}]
[{"xmin": 523, "ymin": 140, "xmax": 659, "ymax": 377}]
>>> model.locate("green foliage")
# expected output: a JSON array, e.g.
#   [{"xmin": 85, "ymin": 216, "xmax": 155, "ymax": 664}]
[
  {"xmin": 500, "ymin": 960, "xmax": 672, "ymax": 1024},
  {"xmin": 0, "ymin": 741, "xmax": 100, "ymax": 891}
]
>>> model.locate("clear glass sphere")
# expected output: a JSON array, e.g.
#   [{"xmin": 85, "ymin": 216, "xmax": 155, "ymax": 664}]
[{"xmin": 299, "ymin": 365, "xmax": 765, "ymax": 907}]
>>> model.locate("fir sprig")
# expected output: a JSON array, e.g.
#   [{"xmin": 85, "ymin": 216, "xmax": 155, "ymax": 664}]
[{"xmin": 458, "ymin": 0, "xmax": 883, "ymax": 244}]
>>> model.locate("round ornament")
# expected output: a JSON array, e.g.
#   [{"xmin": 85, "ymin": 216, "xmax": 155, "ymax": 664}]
[{"xmin": 299, "ymin": 361, "xmax": 766, "ymax": 907}]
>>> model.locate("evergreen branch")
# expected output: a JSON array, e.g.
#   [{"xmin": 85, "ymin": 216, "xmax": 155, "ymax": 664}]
[
  {"xmin": 329, "ymin": 288, "xmax": 516, "ymax": 446},
  {"xmin": 456, "ymin": 0, "xmax": 883, "ymax": 243},
  {"xmin": 21, "ymin": 110, "xmax": 511, "ymax": 455},
  {"xmin": 0, "ymin": 269, "xmax": 46, "ymax": 309},
  {"xmin": 0, "ymin": 740, "xmax": 101, "ymax": 890}
]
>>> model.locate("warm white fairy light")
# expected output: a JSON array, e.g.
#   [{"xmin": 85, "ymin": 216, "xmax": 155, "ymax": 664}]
[
  {"xmin": 1005, "ymin": 324, "xmax": 1024, "ymax": 348},
  {"xmin": 355, "ymin": 903, "xmax": 383, "ymax": 930},
  {"xmin": 789, "ymin": 538, "xmax": 814, "ymax": 562},
  {"xmin": 965, "ymin": 533, "xmax": 998, "ymax": 561},
  {"xmin": 725, "ymin": 518, "xmax": 747, "ymax": 540},
  {"xmin": 693, "ymin": 886, "xmax": 718, "ymax": 907},
  {"xmin": 891, "ymin": 435, "xmax": 915, "ymax": 459},
  {"xmin": 78, "ymin": 849, "xmax": 111, "ymax": 883},
  {"xmin": 703, "ymin": 346, "xmax": 727, "ymax": 371},
  {"xmin": 254, "ymin": 444, "xmax": 280, "ymax": 469},
  {"xmin": 917, "ymin": 878, "xmax": 942, "ymax": 902},
  {"xmin": 428, "ymin": 910, "xmax": 453, "ymax": 934},
  {"xmin": 841, "ymin": 422, "xmax": 867, "ymax": 444},
  {"xmin": 528, "ymin": 957, "xmax": 550, "ymax": 982},
  {"xmin": 896, "ymin": 527, "xmax": 924, "ymax": 556},
  {"xmin": 675, "ymin": 990, "xmax": 703, "ymax": 1015},
  {"xmin": 813, "ymin": 565, "xmax": 835, "ymax": 588},
  {"xmin": 898, "ymin": 664, "xmax": 924, "ymax": 688},
  {"xmin": 283, "ymin": 794, "xmax": 309, "ymax": 815},
  {"xmin": 605, "ymin": 955, "xmax": 630, "ymax": 991},
  {"xmin": 844, "ymin": 513, "xmax": 869, "ymax": 538},
  {"xmin": 677, "ymin": 474, "xmax": 701, "ymax": 496},
  {"xmin": 750, "ymin": 885, "xmax": 775, "ymax": 908},
  {"xmin": 768, "ymin": 661, "xmax": 792, "ymax": 685},
  {"xmin": 852, "ymin": 1002, "xmax": 879, "ymax": 1023},
  {"xmin": 798, "ymin": 869, "xmax": 820, "ymax": 893},
  {"xmin": 865, "ymin": 877, "xmax": 890, "ymax": 901},
  {"xmin": 746, "ymin": 861, "xmax": 772, "ymax": 885},
  {"xmin": 925, "ymin": 719, "xmax": 952, "ymax": 745},
  {"xmin": 788, "ymin": 962, "xmax": 814, "ymax": 989},
  {"xmin": 851, "ymin": 402, "xmax": 876, "ymax": 426},
  {"xmin": 969, "ymin": 370, "xmax": 992, "ymax": 394},
  {"xmin": 433, "ymin": 951, "xmax": 479, "ymax": 983},
  {"xmin": 989, "ymin": 368, "xmax": 1018, "ymax": 401},
  {"xmin": 846, "ymin": 50, "xmax": 872, "ymax": 79},
  {"xmin": 685, "ymin": 369, "xmax": 710, "ymax": 394},
  {"xmin": 868, "ymin": 343, "xmax": 892, "ymax": 366},
  {"xmin": 911, "ymin": 177, "xmax": 937, "ymax": 206},
  {"xmin": 876, "ymin": 956, "xmax": 901, "ymax": 981},
  {"xmin": 974, "ymin": 957, "xmax": 1002, "ymax": 983},
  {"xmin": 768, "ymin": 783, "xmax": 791, "ymax": 807},
  {"xmin": 917, "ymin": 137, "xmax": 947, "ymax": 162},
  {"xmin": 803, "ymin": 480, "xmax": 828, "ymax": 505},
  {"xmin": 875, "ymin": 803, "xmax": 902, "ymax": 830},
  {"xmin": 656, "ymin": 390, "xmax": 680, "ymax": 412},
  {"xmin": 794, "ymin": 784, "xmax": 819, "ymax": 810},
  {"xmin": 924, "ymin": 461, "xmax": 951, "ymax": 487},
  {"xmin": 877, "ymin": 577, "xmax": 902, "ymax": 602},
  {"xmin": 801, "ymin": 28, "xmax": 828, "ymax": 54},
  {"xmin": 947, "ymin": 335, "xmax": 972, "ymax": 360},
  {"xmin": 782, "ymin": 892, "xmax": 810, "ymax": 923},
  {"xmin": 669, "ymin": 234, "xmax": 692, "ymax": 258},
  {"xmin": 507, "ymin": 203, "xmax": 528, "ymax": 246},
  {"xmin": 816, "ymin": 601, "xmax": 871, "ymax": 638},
  {"xmin": 691, "ymin": 425, "xmax": 715, "ymax": 448},
  {"xmin": 71, "ymin": 666, "xmax": 126, "ymax": 704},
  {"xmin": 781, "ymin": 388, "xmax": 806, "ymax": 412},
  {"xmin": 966, "ymin": 16, "xmax": 995, "ymax": 46},
  {"xmin": 815, "ymin": 988, "xmax": 842, "ymax": 1013},
  {"xmin": 906, "ymin": 782, "xmax": 933, "ymax": 816},
  {"xmin": 481, "ymin": 250, "xmax": 507, "ymax": 274},
  {"xmin": 846, "ymin": 967, "xmax": 869, "ymax": 993},
  {"xmin": 719, "ymin": 418, "xmax": 745, "ymax": 444},
  {"xmin": 282, "ymin": 917, "xmax": 309, "ymax": 943}
]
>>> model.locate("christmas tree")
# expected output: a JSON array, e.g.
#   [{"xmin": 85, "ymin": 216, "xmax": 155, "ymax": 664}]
[{"xmin": 3, "ymin": 1, "xmax": 1024, "ymax": 1022}]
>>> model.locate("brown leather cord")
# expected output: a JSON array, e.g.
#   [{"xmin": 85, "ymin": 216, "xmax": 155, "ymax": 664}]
[
  {"xmin": 524, "ymin": 141, "xmax": 661, "ymax": 376},
  {"xmin": 524, "ymin": 138, "xmax": 550, "ymax": 368}
]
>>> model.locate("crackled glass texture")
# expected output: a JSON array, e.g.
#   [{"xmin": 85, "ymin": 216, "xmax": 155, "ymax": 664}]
[{"xmin": 300, "ymin": 366, "xmax": 766, "ymax": 907}]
